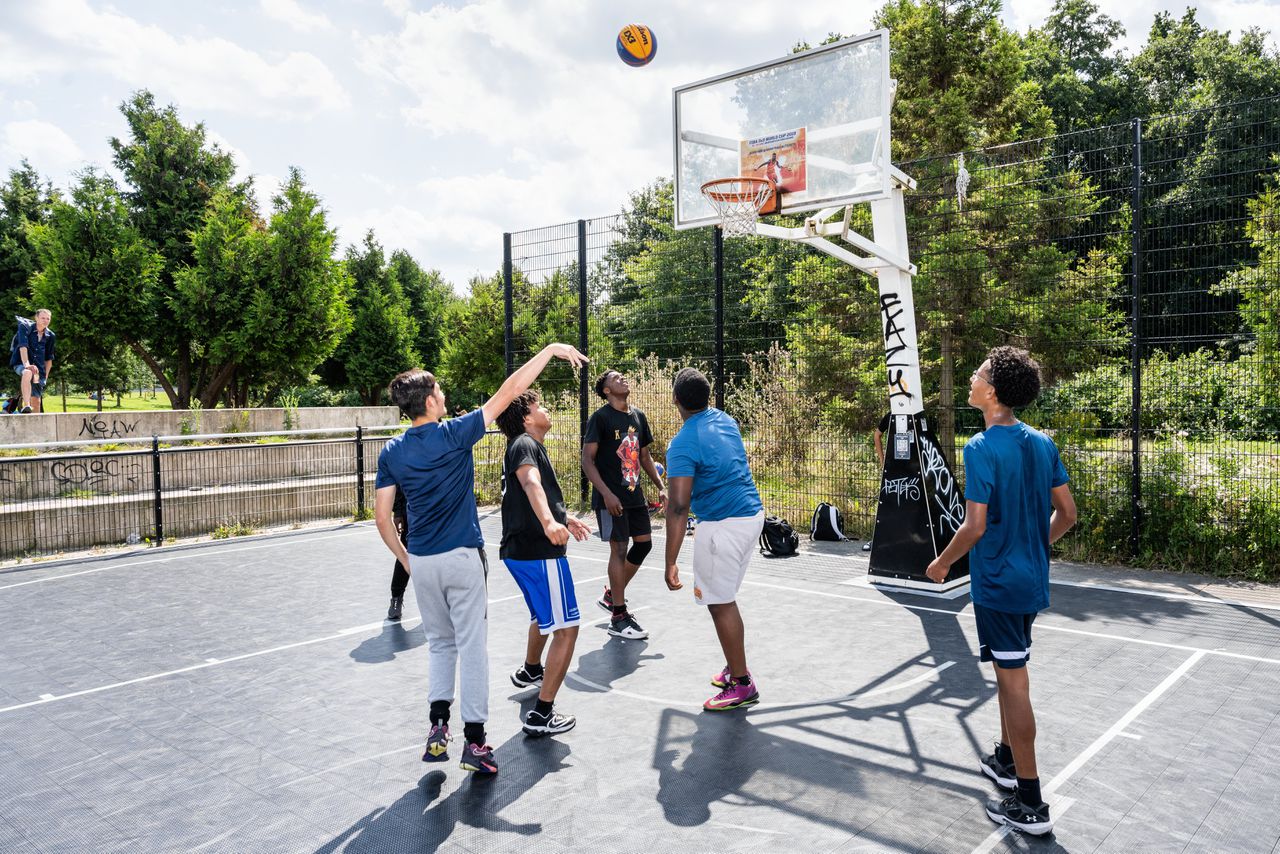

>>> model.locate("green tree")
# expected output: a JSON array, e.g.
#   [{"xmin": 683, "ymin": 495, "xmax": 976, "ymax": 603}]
[
  {"xmin": 172, "ymin": 187, "xmax": 266, "ymax": 408},
  {"xmin": 873, "ymin": 0, "xmax": 1053, "ymax": 160},
  {"xmin": 110, "ymin": 90, "xmax": 238, "ymax": 407},
  {"xmin": 246, "ymin": 169, "xmax": 354, "ymax": 400},
  {"xmin": 334, "ymin": 232, "xmax": 419, "ymax": 405},
  {"xmin": 0, "ymin": 161, "xmax": 55, "ymax": 325},
  {"xmin": 389, "ymin": 249, "xmax": 453, "ymax": 372},
  {"xmin": 29, "ymin": 169, "xmax": 164, "ymax": 408},
  {"xmin": 1215, "ymin": 165, "xmax": 1280, "ymax": 398},
  {"xmin": 1023, "ymin": 0, "xmax": 1135, "ymax": 131},
  {"xmin": 437, "ymin": 272, "xmax": 507, "ymax": 410}
]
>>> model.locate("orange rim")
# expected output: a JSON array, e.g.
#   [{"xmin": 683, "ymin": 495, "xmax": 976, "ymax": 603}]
[{"xmin": 701, "ymin": 177, "xmax": 773, "ymax": 205}]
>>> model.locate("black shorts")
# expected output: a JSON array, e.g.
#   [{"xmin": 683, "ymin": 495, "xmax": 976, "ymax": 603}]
[{"xmin": 596, "ymin": 506, "xmax": 652, "ymax": 542}]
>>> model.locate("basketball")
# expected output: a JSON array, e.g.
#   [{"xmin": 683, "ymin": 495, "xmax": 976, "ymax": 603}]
[{"xmin": 617, "ymin": 24, "xmax": 657, "ymax": 67}]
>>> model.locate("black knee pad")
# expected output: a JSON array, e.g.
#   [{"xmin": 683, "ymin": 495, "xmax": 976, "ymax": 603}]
[{"xmin": 626, "ymin": 539, "xmax": 652, "ymax": 566}]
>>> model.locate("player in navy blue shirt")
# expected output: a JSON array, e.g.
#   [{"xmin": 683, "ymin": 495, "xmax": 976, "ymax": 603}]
[
  {"xmin": 926, "ymin": 346, "xmax": 1076, "ymax": 837},
  {"xmin": 662, "ymin": 368, "xmax": 765, "ymax": 712},
  {"xmin": 373, "ymin": 343, "xmax": 588, "ymax": 776}
]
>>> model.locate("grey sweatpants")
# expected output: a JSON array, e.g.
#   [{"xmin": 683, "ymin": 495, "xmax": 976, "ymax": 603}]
[{"xmin": 409, "ymin": 546, "xmax": 489, "ymax": 724}]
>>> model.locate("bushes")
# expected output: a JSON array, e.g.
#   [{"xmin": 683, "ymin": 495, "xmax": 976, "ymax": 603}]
[{"xmin": 1036, "ymin": 350, "xmax": 1280, "ymax": 440}]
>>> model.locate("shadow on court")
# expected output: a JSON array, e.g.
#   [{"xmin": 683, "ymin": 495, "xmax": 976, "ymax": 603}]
[
  {"xmin": 574, "ymin": 635, "xmax": 665, "ymax": 692},
  {"xmin": 348, "ymin": 622, "xmax": 426, "ymax": 664},
  {"xmin": 315, "ymin": 731, "xmax": 573, "ymax": 853}
]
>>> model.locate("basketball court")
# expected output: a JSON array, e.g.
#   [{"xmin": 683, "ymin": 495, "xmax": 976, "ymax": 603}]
[{"xmin": 2, "ymin": 515, "xmax": 1279, "ymax": 852}]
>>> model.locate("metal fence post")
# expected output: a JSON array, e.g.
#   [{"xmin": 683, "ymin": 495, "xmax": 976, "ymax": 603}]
[
  {"xmin": 714, "ymin": 226, "xmax": 725, "ymax": 410},
  {"xmin": 503, "ymin": 232, "xmax": 514, "ymax": 377},
  {"xmin": 577, "ymin": 219, "xmax": 590, "ymax": 503},
  {"xmin": 151, "ymin": 435, "xmax": 163, "ymax": 546},
  {"xmin": 355, "ymin": 425, "xmax": 366, "ymax": 517},
  {"xmin": 1129, "ymin": 118, "xmax": 1144, "ymax": 558}
]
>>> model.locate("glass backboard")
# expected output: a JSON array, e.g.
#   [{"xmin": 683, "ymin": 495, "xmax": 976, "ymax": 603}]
[{"xmin": 673, "ymin": 30, "xmax": 891, "ymax": 230}]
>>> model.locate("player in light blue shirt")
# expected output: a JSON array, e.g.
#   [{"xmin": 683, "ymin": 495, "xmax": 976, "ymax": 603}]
[
  {"xmin": 663, "ymin": 368, "xmax": 765, "ymax": 712},
  {"xmin": 926, "ymin": 346, "xmax": 1077, "ymax": 837}
]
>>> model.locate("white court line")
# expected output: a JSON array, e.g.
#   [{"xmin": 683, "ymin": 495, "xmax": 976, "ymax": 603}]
[
  {"xmin": 969, "ymin": 650, "xmax": 1204, "ymax": 854},
  {"xmin": 742, "ymin": 579, "xmax": 1280, "ymax": 667},
  {"xmin": 565, "ymin": 660, "xmax": 954, "ymax": 710},
  {"xmin": 0, "ymin": 529, "xmax": 369, "ymax": 590},
  {"xmin": 0, "ymin": 567, "xmax": 610, "ymax": 715}
]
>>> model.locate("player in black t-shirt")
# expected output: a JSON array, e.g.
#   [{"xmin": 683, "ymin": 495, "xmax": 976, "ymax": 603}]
[
  {"xmin": 496, "ymin": 390, "xmax": 591, "ymax": 737},
  {"xmin": 582, "ymin": 370, "xmax": 667, "ymax": 640}
]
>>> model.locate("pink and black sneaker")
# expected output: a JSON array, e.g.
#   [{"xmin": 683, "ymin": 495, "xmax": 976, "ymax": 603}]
[
  {"xmin": 460, "ymin": 742, "xmax": 499, "ymax": 775},
  {"xmin": 710, "ymin": 665, "xmax": 731, "ymax": 689},
  {"xmin": 703, "ymin": 677, "xmax": 760, "ymax": 711}
]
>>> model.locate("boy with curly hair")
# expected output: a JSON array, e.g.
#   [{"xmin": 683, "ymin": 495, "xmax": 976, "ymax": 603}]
[
  {"xmin": 926, "ymin": 346, "xmax": 1077, "ymax": 836},
  {"xmin": 496, "ymin": 390, "xmax": 591, "ymax": 737}
]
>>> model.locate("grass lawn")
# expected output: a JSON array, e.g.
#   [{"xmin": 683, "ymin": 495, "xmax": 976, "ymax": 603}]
[{"xmin": 38, "ymin": 392, "xmax": 172, "ymax": 413}]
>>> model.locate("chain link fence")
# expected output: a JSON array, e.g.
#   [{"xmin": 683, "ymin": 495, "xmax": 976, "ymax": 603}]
[{"xmin": 504, "ymin": 97, "xmax": 1280, "ymax": 578}]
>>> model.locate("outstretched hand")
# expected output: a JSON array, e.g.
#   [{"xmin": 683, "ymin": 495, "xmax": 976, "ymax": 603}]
[{"xmin": 544, "ymin": 343, "xmax": 589, "ymax": 369}]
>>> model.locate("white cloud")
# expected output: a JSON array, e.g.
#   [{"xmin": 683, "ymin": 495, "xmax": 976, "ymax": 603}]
[
  {"xmin": 0, "ymin": 119, "xmax": 87, "ymax": 176},
  {"xmin": 382, "ymin": 0, "xmax": 412, "ymax": 18},
  {"xmin": 14, "ymin": 0, "xmax": 349, "ymax": 118},
  {"xmin": 259, "ymin": 0, "xmax": 335, "ymax": 34}
]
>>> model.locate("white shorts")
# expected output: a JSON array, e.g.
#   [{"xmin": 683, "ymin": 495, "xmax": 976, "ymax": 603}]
[{"xmin": 691, "ymin": 510, "xmax": 765, "ymax": 606}]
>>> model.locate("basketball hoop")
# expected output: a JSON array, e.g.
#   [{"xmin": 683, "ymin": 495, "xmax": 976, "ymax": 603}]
[{"xmin": 700, "ymin": 177, "xmax": 774, "ymax": 237}]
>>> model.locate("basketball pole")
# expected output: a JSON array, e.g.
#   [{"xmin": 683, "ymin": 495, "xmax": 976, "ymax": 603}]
[{"xmin": 753, "ymin": 175, "xmax": 970, "ymax": 596}]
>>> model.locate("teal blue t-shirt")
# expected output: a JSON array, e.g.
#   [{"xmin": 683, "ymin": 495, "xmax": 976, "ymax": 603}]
[
  {"xmin": 665, "ymin": 408, "xmax": 763, "ymax": 522},
  {"xmin": 962, "ymin": 422, "xmax": 1070, "ymax": 614}
]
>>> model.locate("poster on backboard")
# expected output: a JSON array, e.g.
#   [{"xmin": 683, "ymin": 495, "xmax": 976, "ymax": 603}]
[{"xmin": 739, "ymin": 127, "xmax": 807, "ymax": 194}]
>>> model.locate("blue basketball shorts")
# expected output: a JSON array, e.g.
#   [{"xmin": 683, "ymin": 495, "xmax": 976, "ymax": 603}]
[
  {"xmin": 502, "ymin": 556, "xmax": 580, "ymax": 634},
  {"xmin": 974, "ymin": 603, "xmax": 1038, "ymax": 669}
]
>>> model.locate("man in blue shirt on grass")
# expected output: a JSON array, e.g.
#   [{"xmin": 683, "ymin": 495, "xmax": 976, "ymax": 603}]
[
  {"xmin": 662, "ymin": 367, "xmax": 765, "ymax": 712},
  {"xmin": 926, "ymin": 346, "xmax": 1077, "ymax": 836},
  {"xmin": 374, "ymin": 343, "xmax": 587, "ymax": 777}
]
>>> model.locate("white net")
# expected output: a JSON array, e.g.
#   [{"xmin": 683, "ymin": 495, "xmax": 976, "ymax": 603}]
[{"xmin": 700, "ymin": 178, "xmax": 774, "ymax": 238}]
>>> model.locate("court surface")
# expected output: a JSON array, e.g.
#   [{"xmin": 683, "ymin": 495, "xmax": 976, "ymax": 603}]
[{"xmin": 3, "ymin": 513, "xmax": 1280, "ymax": 853}]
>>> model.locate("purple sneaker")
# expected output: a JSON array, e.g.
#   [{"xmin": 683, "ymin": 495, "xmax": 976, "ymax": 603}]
[
  {"xmin": 703, "ymin": 678, "xmax": 759, "ymax": 711},
  {"xmin": 710, "ymin": 665, "xmax": 730, "ymax": 688},
  {"xmin": 460, "ymin": 742, "xmax": 499, "ymax": 775},
  {"xmin": 422, "ymin": 724, "xmax": 450, "ymax": 762}
]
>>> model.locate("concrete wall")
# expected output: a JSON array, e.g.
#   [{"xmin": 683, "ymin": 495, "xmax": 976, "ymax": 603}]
[
  {"xmin": 0, "ymin": 406, "xmax": 400, "ymax": 446},
  {"xmin": 0, "ymin": 436, "xmax": 395, "ymax": 558}
]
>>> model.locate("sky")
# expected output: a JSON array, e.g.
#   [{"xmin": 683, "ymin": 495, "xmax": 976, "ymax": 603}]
[{"xmin": 1, "ymin": 0, "xmax": 1278, "ymax": 290}]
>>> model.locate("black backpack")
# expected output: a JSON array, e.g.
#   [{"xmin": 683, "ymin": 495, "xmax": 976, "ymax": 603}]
[
  {"xmin": 810, "ymin": 502, "xmax": 849, "ymax": 541},
  {"xmin": 759, "ymin": 516, "xmax": 800, "ymax": 556}
]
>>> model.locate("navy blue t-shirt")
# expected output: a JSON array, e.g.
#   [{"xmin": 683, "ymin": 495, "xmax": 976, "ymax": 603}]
[
  {"xmin": 962, "ymin": 422, "xmax": 1070, "ymax": 614},
  {"xmin": 376, "ymin": 409, "xmax": 487, "ymax": 556}
]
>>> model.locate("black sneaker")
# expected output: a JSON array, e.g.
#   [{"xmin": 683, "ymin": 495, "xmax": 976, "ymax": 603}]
[
  {"xmin": 979, "ymin": 752, "xmax": 1016, "ymax": 790},
  {"xmin": 985, "ymin": 794, "xmax": 1052, "ymax": 836},
  {"xmin": 608, "ymin": 613, "xmax": 649, "ymax": 640},
  {"xmin": 597, "ymin": 587, "xmax": 613, "ymax": 613},
  {"xmin": 18, "ymin": 405, "xmax": 31, "ymax": 414},
  {"xmin": 510, "ymin": 664, "xmax": 543, "ymax": 688},
  {"xmin": 386, "ymin": 595, "xmax": 403, "ymax": 621},
  {"xmin": 523, "ymin": 707, "xmax": 576, "ymax": 737}
]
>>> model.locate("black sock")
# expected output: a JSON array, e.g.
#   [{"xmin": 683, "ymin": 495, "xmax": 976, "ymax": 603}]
[
  {"xmin": 1017, "ymin": 777, "xmax": 1043, "ymax": 808},
  {"xmin": 429, "ymin": 701, "xmax": 450, "ymax": 726},
  {"xmin": 533, "ymin": 698, "xmax": 554, "ymax": 717},
  {"xmin": 995, "ymin": 742, "xmax": 1014, "ymax": 767},
  {"xmin": 611, "ymin": 603, "xmax": 628, "ymax": 619},
  {"xmin": 733, "ymin": 674, "xmax": 751, "ymax": 686},
  {"xmin": 524, "ymin": 661, "xmax": 544, "ymax": 676},
  {"xmin": 463, "ymin": 722, "xmax": 486, "ymax": 746}
]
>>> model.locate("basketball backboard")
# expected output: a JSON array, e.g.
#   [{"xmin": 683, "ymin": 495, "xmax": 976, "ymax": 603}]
[{"xmin": 673, "ymin": 30, "xmax": 892, "ymax": 230}]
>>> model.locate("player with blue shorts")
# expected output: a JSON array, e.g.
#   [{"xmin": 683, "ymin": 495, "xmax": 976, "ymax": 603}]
[{"xmin": 497, "ymin": 390, "xmax": 591, "ymax": 737}]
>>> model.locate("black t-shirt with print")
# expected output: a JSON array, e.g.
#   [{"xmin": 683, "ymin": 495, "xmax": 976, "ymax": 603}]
[
  {"xmin": 500, "ymin": 433, "xmax": 568, "ymax": 561},
  {"xmin": 584, "ymin": 404, "xmax": 654, "ymax": 510}
]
